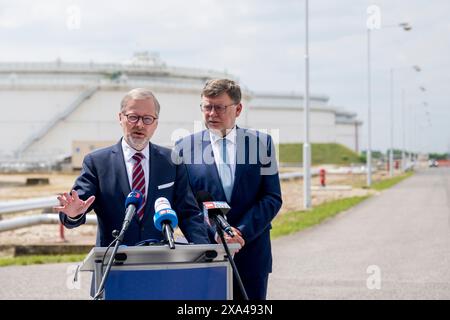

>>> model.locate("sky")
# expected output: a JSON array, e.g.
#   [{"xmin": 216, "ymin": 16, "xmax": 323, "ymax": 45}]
[{"xmin": 1, "ymin": 0, "xmax": 449, "ymax": 153}]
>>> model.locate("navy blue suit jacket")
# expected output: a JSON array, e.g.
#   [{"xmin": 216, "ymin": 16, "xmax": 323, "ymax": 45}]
[
  {"xmin": 175, "ymin": 128, "xmax": 282, "ymax": 277},
  {"xmin": 59, "ymin": 139, "xmax": 209, "ymax": 247}
]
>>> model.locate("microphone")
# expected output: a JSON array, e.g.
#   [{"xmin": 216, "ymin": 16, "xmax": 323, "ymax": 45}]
[
  {"xmin": 153, "ymin": 197, "xmax": 178, "ymax": 249},
  {"xmin": 119, "ymin": 190, "xmax": 144, "ymax": 237},
  {"xmin": 195, "ymin": 191, "xmax": 235, "ymax": 237},
  {"xmin": 195, "ymin": 191, "xmax": 249, "ymax": 300}
]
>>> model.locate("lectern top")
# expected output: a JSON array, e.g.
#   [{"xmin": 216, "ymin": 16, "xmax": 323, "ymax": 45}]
[{"xmin": 79, "ymin": 243, "xmax": 240, "ymax": 271}]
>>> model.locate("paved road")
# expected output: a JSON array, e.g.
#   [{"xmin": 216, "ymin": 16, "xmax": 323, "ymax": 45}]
[
  {"xmin": 1, "ymin": 168, "xmax": 449, "ymax": 299},
  {"xmin": 268, "ymin": 167, "xmax": 450, "ymax": 299}
]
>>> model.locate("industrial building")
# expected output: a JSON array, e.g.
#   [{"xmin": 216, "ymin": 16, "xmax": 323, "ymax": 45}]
[{"xmin": 0, "ymin": 52, "xmax": 361, "ymax": 169}]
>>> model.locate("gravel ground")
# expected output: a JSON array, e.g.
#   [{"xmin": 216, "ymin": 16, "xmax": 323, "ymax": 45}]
[{"xmin": 0, "ymin": 169, "xmax": 391, "ymax": 246}]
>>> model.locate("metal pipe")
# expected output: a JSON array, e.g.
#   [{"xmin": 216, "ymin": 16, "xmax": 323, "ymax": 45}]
[
  {"xmin": 0, "ymin": 214, "xmax": 97, "ymax": 232},
  {"xmin": 0, "ymin": 196, "xmax": 59, "ymax": 216}
]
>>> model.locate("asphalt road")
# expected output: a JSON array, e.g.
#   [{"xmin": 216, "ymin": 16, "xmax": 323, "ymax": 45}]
[
  {"xmin": 268, "ymin": 167, "xmax": 450, "ymax": 299},
  {"xmin": 1, "ymin": 168, "xmax": 449, "ymax": 300}
]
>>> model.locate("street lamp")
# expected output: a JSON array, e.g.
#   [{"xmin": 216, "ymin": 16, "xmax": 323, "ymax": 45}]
[
  {"xmin": 387, "ymin": 26, "xmax": 413, "ymax": 177},
  {"xmin": 366, "ymin": 8, "xmax": 412, "ymax": 184},
  {"xmin": 303, "ymin": 0, "xmax": 311, "ymax": 209},
  {"xmin": 401, "ymin": 67, "xmax": 421, "ymax": 172},
  {"xmin": 398, "ymin": 22, "xmax": 412, "ymax": 31}
]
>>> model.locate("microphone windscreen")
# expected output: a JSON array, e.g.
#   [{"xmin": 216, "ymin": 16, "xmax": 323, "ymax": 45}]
[
  {"xmin": 125, "ymin": 190, "xmax": 143, "ymax": 209},
  {"xmin": 153, "ymin": 197, "xmax": 178, "ymax": 231}
]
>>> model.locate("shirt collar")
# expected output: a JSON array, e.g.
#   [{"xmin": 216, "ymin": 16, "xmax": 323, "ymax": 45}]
[
  {"xmin": 121, "ymin": 138, "xmax": 150, "ymax": 161},
  {"xmin": 209, "ymin": 126, "xmax": 236, "ymax": 145}
]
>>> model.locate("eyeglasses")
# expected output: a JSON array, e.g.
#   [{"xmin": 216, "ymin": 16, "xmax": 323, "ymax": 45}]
[
  {"xmin": 122, "ymin": 113, "xmax": 158, "ymax": 125},
  {"xmin": 200, "ymin": 103, "xmax": 236, "ymax": 114}
]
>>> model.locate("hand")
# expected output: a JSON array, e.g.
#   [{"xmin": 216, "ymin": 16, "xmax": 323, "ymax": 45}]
[
  {"xmin": 217, "ymin": 227, "xmax": 245, "ymax": 248},
  {"xmin": 53, "ymin": 190, "xmax": 95, "ymax": 218}
]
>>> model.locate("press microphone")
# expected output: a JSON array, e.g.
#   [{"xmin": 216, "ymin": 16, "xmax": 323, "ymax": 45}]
[
  {"xmin": 153, "ymin": 197, "xmax": 178, "ymax": 249},
  {"xmin": 119, "ymin": 190, "xmax": 143, "ymax": 239},
  {"xmin": 195, "ymin": 191, "xmax": 235, "ymax": 238}
]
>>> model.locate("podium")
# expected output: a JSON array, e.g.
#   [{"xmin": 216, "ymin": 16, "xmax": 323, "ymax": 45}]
[{"xmin": 78, "ymin": 243, "xmax": 240, "ymax": 300}]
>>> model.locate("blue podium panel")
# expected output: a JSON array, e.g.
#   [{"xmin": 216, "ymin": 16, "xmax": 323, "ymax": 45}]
[{"xmin": 104, "ymin": 264, "xmax": 229, "ymax": 300}]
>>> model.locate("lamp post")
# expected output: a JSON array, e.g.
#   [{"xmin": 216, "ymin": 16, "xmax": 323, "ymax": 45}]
[
  {"xmin": 386, "ymin": 23, "xmax": 413, "ymax": 177},
  {"xmin": 365, "ymin": 6, "xmax": 410, "ymax": 184},
  {"xmin": 303, "ymin": 0, "xmax": 311, "ymax": 209},
  {"xmin": 400, "ymin": 66, "xmax": 421, "ymax": 172},
  {"xmin": 367, "ymin": 27, "xmax": 372, "ymax": 186},
  {"xmin": 389, "ymin": 64, "xmax": 420, "ymax": 175}
]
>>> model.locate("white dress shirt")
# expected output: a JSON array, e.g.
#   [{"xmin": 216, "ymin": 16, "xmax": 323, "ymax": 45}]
[
  {"xmin": 121, "ymin": 138, "xmax": 149, "ymax": 198},
  {"xmin": 209, "ymin": 126, "xmax": 237, "ymax": 178}
]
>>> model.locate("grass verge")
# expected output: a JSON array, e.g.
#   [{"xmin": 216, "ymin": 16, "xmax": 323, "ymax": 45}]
[
  {"xmin": 0, "ymin": 254, "xmax": 86, "ymax": 267},
  {"xmin": 371, "ymin": 171, "xmax": 414, "ymax": 191},
  {"xmin": 0, "ymin": 172, "xmax": 415, "ymax": 266},
  {"xmin": 271, "ymin": 196, "xmax": 369, "ymax": 239},
  {"xmin": 272, "ymin": 171, "xmax": 415, "ymax": 239}
]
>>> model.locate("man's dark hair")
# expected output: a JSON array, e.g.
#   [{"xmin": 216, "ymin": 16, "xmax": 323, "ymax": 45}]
[{"xmin": 201, "ymin": 79, "xmax": 241, "ymax": 104}]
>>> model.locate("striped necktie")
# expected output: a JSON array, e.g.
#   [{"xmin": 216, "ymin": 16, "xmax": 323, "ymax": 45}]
[{"xmin": 132, "ymin": 152, "xmax": 146, "ymax": 220}]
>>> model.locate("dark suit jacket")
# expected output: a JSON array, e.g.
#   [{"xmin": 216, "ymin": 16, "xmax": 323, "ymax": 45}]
[
  {"xmin": 59, "ymin": 139, "xmax": 209, "ymax": 247},
  {"xmin": 175, "ymin": 128, "xmax": 282, "ymax": 277}
]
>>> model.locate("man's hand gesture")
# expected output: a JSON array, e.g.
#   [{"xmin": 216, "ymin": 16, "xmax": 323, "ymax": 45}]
[{"xmin": 54, "ymin": 190, "xmax": 95, "ymax": 218}]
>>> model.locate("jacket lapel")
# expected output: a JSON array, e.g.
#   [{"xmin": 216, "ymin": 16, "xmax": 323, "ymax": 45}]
[
  {"xmin": 111, "ymin": 139, "xmax": 131, "ymax": 199},
  {"xmin": 230, "ymin": 127, "xmax": 246, "ymax": 202}
]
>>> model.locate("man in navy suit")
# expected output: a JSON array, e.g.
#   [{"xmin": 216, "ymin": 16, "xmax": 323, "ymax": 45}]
[
  {"xmin": 55, "ymin": 88, "xmax": 209, "ymax": 247},
  {"xmin": 175, "ymin": 79, "xmax": 282, "ymax": 300}
]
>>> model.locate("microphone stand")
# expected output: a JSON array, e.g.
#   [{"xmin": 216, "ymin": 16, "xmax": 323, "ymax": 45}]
[
  {"xmin": 93, "ymin": 228, "xmax": 126, "ymax": 300},
  {"xmin": 163, "ymin": 223, "xmax": 176, "ymax": 249},
  {"xmin": 214, "ymin": 218, "xmax": 249, "ymax": 300}
]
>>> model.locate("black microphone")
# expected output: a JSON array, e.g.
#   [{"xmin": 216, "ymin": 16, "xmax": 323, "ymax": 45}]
[
  {"xmin": 93, "ymin": 190, "xmax": 143, "ymax": 300},
  {"xmin": 119, "ymin": 190, "xmax": 144, "ymax": 237},
  {"xmin": 195, "ymin": 191, "xmax": 235, "ymax": 238},
  {"xmin": 195, "ymin": 191, "xmax": 249, "ymax": 300}
]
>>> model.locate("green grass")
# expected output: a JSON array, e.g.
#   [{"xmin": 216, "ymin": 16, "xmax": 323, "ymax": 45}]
[
  {"xmin": 0, "ymin": 254, "xmax": 86, "ymax": 267},
  {"xmin": 271, "ymin": 196, "xmax": 369, "ymax": 239},
  {"xmin": 371, "ymin": 171, "xmax": 414, "ymax": 191},
  {"xmin": 279, "ymin": 143, "xmax": 363, "ymax": 165},
  {"xmin": 0, "ymin": 173, "xmax": 415, "ymax": 267},
  {"xmin": 271, "ymin": 171, "xmax": 415, "ymax": 239}
]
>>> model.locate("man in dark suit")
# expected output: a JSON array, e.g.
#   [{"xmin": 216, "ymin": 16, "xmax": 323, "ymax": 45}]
[
  {"xmin": 175, "ymin": 79, "xmax": 282, "ymax": 300},
  {"xmin": 55, "ymin": 88, "xmax": 209, "ymax": 246}
]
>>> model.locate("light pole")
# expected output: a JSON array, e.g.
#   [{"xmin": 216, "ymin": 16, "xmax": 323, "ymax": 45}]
[
  {"xmin": 365, "ymin": 9, "xmax": 408, "ymax": 185},
  {"xmin": 365, "ymin": 5, "xmax": 385, "ymax": 186},
  {"xmin": 400, "ymin": 66, "xmax": 421, "ymax": 172},
  {"xmin": 386, "ymin": 23, "xmax": 412, "ymax": 177},
  {"xmin": 367, "ymin": 27, "xmax": 372, "ymax": 186},
  {"xmin": 303, "ymin": 0, "xmax": 311, "ymax": 209},
  {"xmin": 401, "ymin": 88, "xmax": 406, "ymax": 171},
  {"xmin": 389, "ymin": 64, "xmax": 420, "ymax": 175},
  {"xmin": 389, "ymin": 68, "xmax": 394, "ymax": 177}
]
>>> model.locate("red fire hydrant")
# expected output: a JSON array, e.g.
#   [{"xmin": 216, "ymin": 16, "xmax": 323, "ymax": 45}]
[{"xmin": 319, "ymin": 168, "xmax": 326, "ymax": 187}]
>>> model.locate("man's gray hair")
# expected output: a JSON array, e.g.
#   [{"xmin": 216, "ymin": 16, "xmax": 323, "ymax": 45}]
[{"xmin": 120, "ymin": 88, "xmax": 161, "ymax": 116}]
